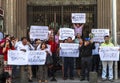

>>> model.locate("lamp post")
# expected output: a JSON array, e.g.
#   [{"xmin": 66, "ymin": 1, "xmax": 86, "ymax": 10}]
[{"xmin": 112, "ymin": 0, "xmax": 118, "ymax": 80}]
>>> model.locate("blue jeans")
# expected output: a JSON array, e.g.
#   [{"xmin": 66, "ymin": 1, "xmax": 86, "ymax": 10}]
[{"xmin": 102, "ymin": 61, "xmax": 113, "ymax": 80}]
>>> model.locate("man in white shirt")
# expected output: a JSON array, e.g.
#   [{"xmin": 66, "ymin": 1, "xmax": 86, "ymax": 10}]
[{"xmin": 16, "ymin": 37, "xmax": 34, "ymax": 82}]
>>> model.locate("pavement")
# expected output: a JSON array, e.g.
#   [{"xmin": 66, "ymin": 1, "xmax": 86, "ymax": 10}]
[
  {"xmin": 13, "ymin": 78, "xmax": 120, "ymax": 83},
  {"xmin": 12, "ymin": 68, "xmax": 120, "ymax": 83},
  {"xmin": 13, "ymin": 73, "xmax": 120, "ymax": 83}
]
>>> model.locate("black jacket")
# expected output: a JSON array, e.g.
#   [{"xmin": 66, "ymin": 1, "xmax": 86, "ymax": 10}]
[{"xmin": 80, "ymin": 43, "xmax": 95, "ymax": 57}]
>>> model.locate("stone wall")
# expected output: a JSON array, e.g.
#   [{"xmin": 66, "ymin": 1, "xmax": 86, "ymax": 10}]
[{"xmin": 27, "ymin": 0, "xmax": 97, "ymax": 6}]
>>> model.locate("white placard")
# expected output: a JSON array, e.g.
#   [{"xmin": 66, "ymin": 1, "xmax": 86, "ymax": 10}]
[
  {"xmin": 8, "ymin": 51, "xmax": 28, "ymax": 65},
  {"xmin": 60, "ymin": 43, "xmax": 79, "ymax": 57},
  {"xmin": 30, "ymin": 26, "xmax": 49, "ymax": 40},
  {"xmin": 99, "ymin": 47, "xmax": 119, "ymax": 61},
  {"xmin": 8, "ymin": 50, "xmax": 47, "ymax": 65},
  {"xmin": 28, "ymin": 51, "xmax": 46, "ymax": 65},
  {"xmin": 59, "ymin": 28, "xmax": 75, "ymax": 40},
  {"xmin": 72, "ymin": 13, "xmax": 86, "ymax": 23},
  {"xmin": 91, "ymin": 29, "xmax": 109, "ymax": 42}
]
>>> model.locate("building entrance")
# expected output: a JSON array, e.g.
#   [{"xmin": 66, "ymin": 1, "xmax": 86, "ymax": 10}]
[{"xmin": 27, "ymin": 4, "xmax": 97, "ymax": 37}]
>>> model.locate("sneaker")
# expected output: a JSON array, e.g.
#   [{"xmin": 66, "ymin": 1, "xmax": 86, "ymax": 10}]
[
  {"xmin": 50, "ymin": 77, "xmax": 57, "ymax": 81},
  {"xmin": 109, "ymin": 79, "xmax": 114, "ymax": 82},
  {"xmin": 70, "ymin": 77, "xmax": 74, "ymax": 80},
  {"xmin": 102, "ymin": 78, "xmax": 107, "ymax": 81},
  {"xmin": 28, "ymin": 79, "xmax": 33, "ymax": 82},
  {"xmin": 44, "ymin": 80, "xmax": 48, "ymax": 83},
  {"xmin": 63, "ymin": 77, "xmax": 67, "ymax": 80},
  {"xmin": 80, "ymin": 78, "xmax": 85, "ymax": 81}
]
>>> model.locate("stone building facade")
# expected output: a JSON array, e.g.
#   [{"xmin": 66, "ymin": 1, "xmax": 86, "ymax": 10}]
[{"xmin": 0, "ymin": 0, "xmax": 120, "ymax": 43}]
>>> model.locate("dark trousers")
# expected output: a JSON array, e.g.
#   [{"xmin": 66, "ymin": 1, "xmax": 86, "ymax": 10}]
[
  {"xmin": 32, "ymin": 65, "xmax": 38, "ymax": 77},
  {"xmin": 64, "ymin": 57, "xmax": 74, "ymax": 78},
  {"xmin": 48, "ymin": 52, "xmax": 57, "ymax": 77},
  {"xmin": 81, "ymin": 56, "xmax": 92, "ymax": 79},
  {"xmin": 92, "ymin": 55, "xmax": 100, "ymax": 73}
]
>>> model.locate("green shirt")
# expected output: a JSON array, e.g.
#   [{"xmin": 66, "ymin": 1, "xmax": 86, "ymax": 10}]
[{"xmin": 101, "ymin": 42, "xmax": 114, "ymax": 47}]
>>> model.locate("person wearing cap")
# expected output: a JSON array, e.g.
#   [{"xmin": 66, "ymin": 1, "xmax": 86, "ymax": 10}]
[
  {"xmin": 100, "ymin": 35, "xmax": 114, "ymax": 82},
  {"xmin": 80, "ymin": 38, "xmax": 95, "ymax": 81}
]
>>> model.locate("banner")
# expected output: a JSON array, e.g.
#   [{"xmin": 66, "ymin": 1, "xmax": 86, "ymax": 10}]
[
  {"xmin": 8, "ymin": 50, "xmax": 47, "ymax": 65},
  {"xmin": 72, "ymin": 13, "xmax": 86, "ymax": 23},
  {"xmin": 99, "ymin": 47, "xmax": 119, "ymax": 61},
  {"xmin": 28, "ymin": 51, "xmax": 46, "ymax": 65},
  {"xmin": 8, "ymin": 51, "xmax": 28, "ymax": 65},
  {"xmin": 30, "ymin": 26, "xmax": 48, "ymax": 40},
  {"xmin": 91, "ymin": 29, "xmax": 109, "ymax": 42},
  {"xmin": 59, "ymin": 28, "xmax": 75, "ymax": 40},
  {"xmin": 60, "ymin": 43, "xmax": 79, "ymax": 57}
]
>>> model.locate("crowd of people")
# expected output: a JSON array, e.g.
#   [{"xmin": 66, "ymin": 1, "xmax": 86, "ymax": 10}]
[{"xmin": 0, "ymin": 23, "xmax": 116, "ymax": 83}]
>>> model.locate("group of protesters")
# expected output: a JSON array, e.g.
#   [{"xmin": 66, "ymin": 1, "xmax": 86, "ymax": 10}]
[{"xmin": 0, "ymin": 23, "xmax": 116, "ymax": 83}]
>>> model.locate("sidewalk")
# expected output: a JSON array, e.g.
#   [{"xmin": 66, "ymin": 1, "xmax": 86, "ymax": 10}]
[
  {"xmin": 13, "ymin": 75, "xmax": 120, "ymax": 83},
  {"xmin": 13, "ymin": 78, "xmax": 120, "ymax": 83},
  {"xmin": 13, "ymin": 69, "xmax": 120, "ymax": 83}
]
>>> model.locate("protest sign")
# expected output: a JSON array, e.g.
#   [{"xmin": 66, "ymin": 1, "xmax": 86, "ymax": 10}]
[
  {"xmin": 72, "ymin": 13, "xmax": 86, "ymax": 23},
  {"xmin": 59, "ymin": 28, "xmax": 75, "ymax": 40},
  {"xmin": 59, "ymin": 43, "xmax": 79, "ymax": 57},
  {"xmin": 30, "ymin": 26, "xmax": 49, "ymax": 40},
  {"xmin": 99, "ymin": 47, "xmax": 119, "ymax": 61},
  {"xmin": 91, "ymin": 29, "xmax": 109, "ymax": 42},
  {"xmin": 28, "ymin": 51, "xmax": 46, "ymax": 65},
  {"xmin": 8, "ymin": 50, "xmax": 47, "ymax": 65},
  {"xmin": 8, "ymin": 50, "xmax": 28, "ymax": 65}
]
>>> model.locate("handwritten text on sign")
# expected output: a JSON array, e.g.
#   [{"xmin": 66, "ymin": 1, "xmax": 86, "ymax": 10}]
[
  {"xmin": 8, "ymin": 50, "xmax": 46, "ymax": 65},
  {"xmin": 8, "ymin": 51, "xmax": 28, "ymax": 65},
  {"xmin": 28, "ymin": 51, "xmax": 46, "ymax": 65},
  {"xmin": 30, "ymin": 26, "xmax": 48, "ymax": 40},
  {"xmin": 91, "ymin": 29, "xmax": 109, "ymax": 42},
  {"xmin": 72, "ymin": 13, "xmax": 86, "ymax": 23},
  {"xmin": 59, "ymin": 28, "xmax": 75, "ymax": 40},
  {"xmin": 60, "ymin": 43, "xmax": 79, "ymax": 57},
  {"xmin": 99, "ymin": 47, "xmax": 119, "ymax": 61}
]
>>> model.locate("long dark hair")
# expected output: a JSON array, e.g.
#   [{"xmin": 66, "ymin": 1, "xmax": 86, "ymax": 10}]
[
  {"xmin": 3, "ymin": 40, "xmax": 12, "ymax": 49},
  {"xmin": 40, "ymin": 42, "xmax": 48, "ymax": 49}
]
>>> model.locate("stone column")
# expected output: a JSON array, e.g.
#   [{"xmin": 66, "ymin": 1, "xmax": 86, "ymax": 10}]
[
  {"xmin": 4, "ymin": 0, "xmax": 14, "ymax": 35},
  {"xmin": 16, "ymin": 0, "xmax": 27, "ymax": 39},
  {"xmin": 97, "ymin": 0, "xmax": 112, "ymax": 30},
  {"xmin": 2, "ymin": 0, "xmax": 27, "ymax": 39},
  {"xmin": 117, "ymin": 0, "xmax": 120, "ymax": 44}
]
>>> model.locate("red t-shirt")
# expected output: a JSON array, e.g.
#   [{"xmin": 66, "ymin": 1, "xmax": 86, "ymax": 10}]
[
  {"xmin": 48, "ymin": 40, "xmax": 57, "ymax": 53},
  {"xmin": 3, "ymin": 46, "xmax": 15, "ymax": 61}
]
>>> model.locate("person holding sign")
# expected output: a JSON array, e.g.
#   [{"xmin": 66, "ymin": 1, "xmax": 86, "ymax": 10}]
[
  {"xmin": 2, "ymin": 39, "xmax": 15, "ymax": 83},
  {"xmin": 37, "ymin": 42, "xmax": 52, "ymax": 83},
  {"xmin": 63, "ymin": 37, "xmax": 75, "ymax": 80},
  {"xmin": 100, "ymin": 35, "xmax": 114, "ymax": 82},
  {"xmin": 16, "ymin": 37, "xmax": 34, "ymax": 82},
  {"xmin": 80, "ymin": 38, "xmax": 95, "ymax": 81},
  {"xmin": 73, "ymin": 23, "xmax": 84, "ymax": 36}
]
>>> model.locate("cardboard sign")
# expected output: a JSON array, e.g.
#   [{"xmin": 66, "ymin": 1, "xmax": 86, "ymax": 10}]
[
  {"xmin": 8, "ymin": 50, "xmax": 47, "ymax": 65},
  {"xmin": 60, "ymin": 43, "xmax": 79, "ymax": 57},
  {"xmin": 30, "ymin": 26, "xmax": 48, "ymax": 40},
  {"xmin": 72, "ymin": 13, "xmax": 86, "ymax": 23},
  {"xmin": 59, "ymin": 28, "xmax": 75, "ymax": 40}
]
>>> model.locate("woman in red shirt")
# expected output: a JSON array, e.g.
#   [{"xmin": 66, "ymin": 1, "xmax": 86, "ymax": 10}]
[{"xmin": 2, "ymin": 39, "xmax": 14, "ymax": 83}]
